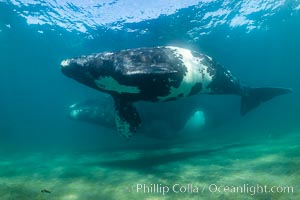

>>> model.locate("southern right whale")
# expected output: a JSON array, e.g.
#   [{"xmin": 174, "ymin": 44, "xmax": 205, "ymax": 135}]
[
  {"xmin": 68, "ymin": 98, "xmax": 206, "ymax": 139},
  {"xmin": 61, "ymin": 46, "xmax": 292, "ymax": 138}
]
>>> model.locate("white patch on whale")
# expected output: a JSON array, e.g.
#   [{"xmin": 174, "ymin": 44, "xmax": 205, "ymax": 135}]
[
  {"xmin": 95, "ymin": 76, "xmax": 140, "ymax": 94},
  {"xmin": 158, "ymin": 47, "xmax": 213, "ymax": 101},
  {"xmin": 69, "ymin": 103, "xmax": 76, "ymax": 109},
  {"xmin": 70, "ymin": 109, "xmax": 81, "ymax": 119},
  {"xmin": 61, "ymin": 59, "xmax": 70, "ymax": 68},
  {"xmin": 182, "ymin": 110, "xmax": 206, "ymax": 132}
]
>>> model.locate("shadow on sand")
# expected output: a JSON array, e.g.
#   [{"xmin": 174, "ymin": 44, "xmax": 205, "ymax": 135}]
[{"xmin": 87, "ymin": 143, "xmax": 248, "ymax": 170}]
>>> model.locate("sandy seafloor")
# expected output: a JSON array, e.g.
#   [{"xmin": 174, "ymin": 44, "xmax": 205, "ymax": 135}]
[
  {"xmin": 1, "ymin": 1, "xmax": 299, "ymax": 200},
  {"xmin": 0, "ymin": 132, "xmax": 298, "ymax": 200}
]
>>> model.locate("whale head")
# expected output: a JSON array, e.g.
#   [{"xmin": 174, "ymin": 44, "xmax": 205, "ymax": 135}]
[
  {"xmin": 60, "ymin": 56, "xmax": 101, "ymax": 78},
  {"xmin": 61, "ymin": 56, "xmax": 92, "ymax": 79},
  {"xmin": 60, "ymin": 55, "xmax": 110, "ymax": 90}
]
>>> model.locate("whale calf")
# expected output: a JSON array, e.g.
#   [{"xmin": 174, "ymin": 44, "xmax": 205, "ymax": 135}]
[
  {"xmin": 67, "ymin": 98, "xmax": 206, "ymax": 139},
  {"xmin": 68, "ymin": 98, "xmax": 116, "ymax": 129},
  {"xmin": 61, "ymin": 46, "xmax": 292, "ymax": 138}
]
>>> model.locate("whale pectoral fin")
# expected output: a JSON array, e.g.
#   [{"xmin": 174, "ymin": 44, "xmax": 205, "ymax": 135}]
[{"xmin": 113, "ymin": 96, "xmax": 141, "ymax": 138}]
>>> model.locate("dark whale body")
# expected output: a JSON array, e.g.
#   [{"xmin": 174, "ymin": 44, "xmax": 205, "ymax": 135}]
[
  {"xmin": 61, "ymin": 46, "xmax": 291, "ymax": 138},
  {"xmin": 67, "ymin": 98, "xmax": 204, "ymax": 139}
]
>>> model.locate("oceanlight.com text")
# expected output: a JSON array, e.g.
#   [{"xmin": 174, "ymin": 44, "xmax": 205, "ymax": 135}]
[
  {"xmin": 130, "ymin": 183, "xmax": 294, "ymax": 196},
  {"xmin": 207, "ymin": 184, "xmax": 294, "ymax": 196}
]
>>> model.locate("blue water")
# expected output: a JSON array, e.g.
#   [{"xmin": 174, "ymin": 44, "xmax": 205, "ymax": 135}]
[{"xmin": 0, "ymin": 0, "xmax": 299, "ymax": 199}]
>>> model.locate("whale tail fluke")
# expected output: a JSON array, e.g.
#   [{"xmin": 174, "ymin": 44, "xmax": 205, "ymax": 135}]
[{"xmin": 240, "ymin": 87, "xmax": 292, "ymax": 116}]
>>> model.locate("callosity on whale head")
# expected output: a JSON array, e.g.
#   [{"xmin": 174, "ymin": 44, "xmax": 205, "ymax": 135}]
[{"xmin": 61, "ymin": 46, "xmax": 292, "ymax": 138}]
